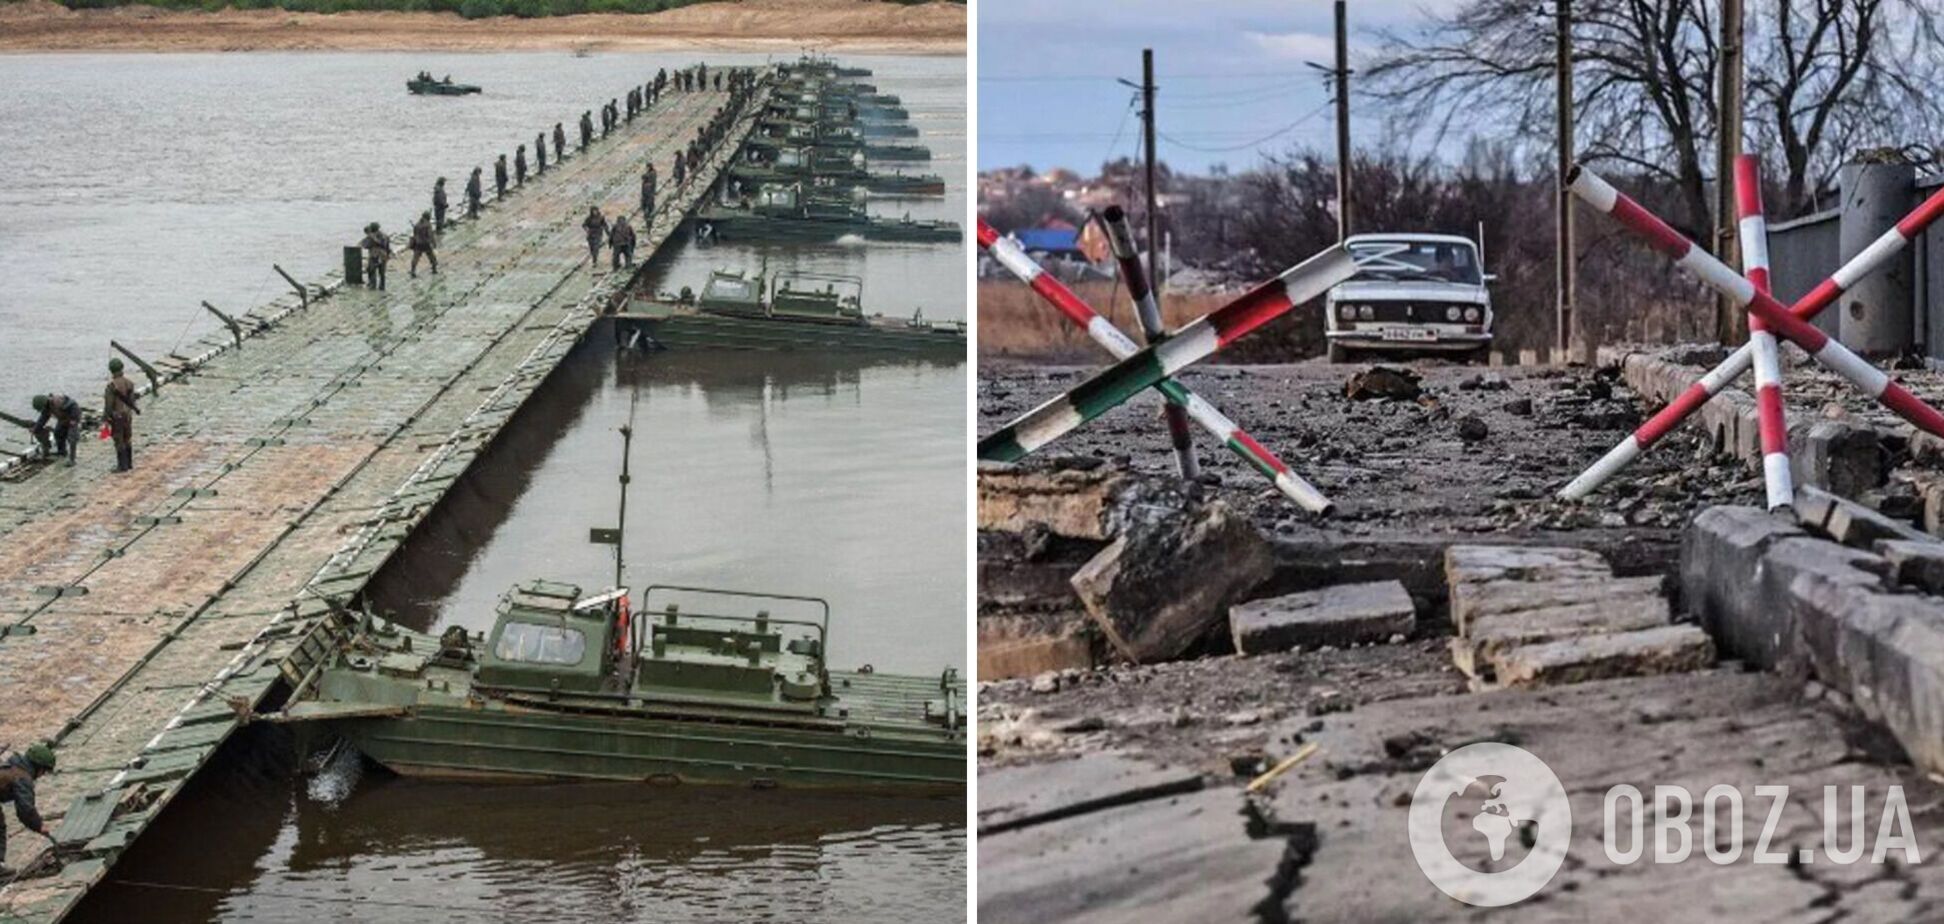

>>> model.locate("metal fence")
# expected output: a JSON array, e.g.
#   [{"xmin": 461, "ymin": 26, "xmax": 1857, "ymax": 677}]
[{"xmin": 1763, "ymin": 167, "xmax": 1944, "ymax": 359}]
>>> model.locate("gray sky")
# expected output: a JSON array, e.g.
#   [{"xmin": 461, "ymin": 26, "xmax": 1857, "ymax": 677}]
[{"xmin": 977, "ymin": 0, "xmax": 1454, "ymax": 175}]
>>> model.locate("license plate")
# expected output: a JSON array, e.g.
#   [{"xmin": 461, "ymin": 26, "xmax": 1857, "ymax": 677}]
[{"xmin": 1379, "ymin": 327, "xmax": 1437, "ymax": 342}]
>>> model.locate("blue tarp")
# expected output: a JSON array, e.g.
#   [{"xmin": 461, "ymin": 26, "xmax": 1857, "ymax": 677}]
[{"xmin": 1014, "ymin": 228, "xmax": 1081, "ymax": 255}]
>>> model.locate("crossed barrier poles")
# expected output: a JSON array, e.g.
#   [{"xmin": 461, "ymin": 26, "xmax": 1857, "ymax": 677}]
[
  {"xmin": 1559, "ymin": 164, "xmax": 1944, "ymax": 501},
  {"xmin": 1735, "ymin": 154, "xmax": 1793, "ymax": 512},
  {"xmin": 1101, "ymin": 206, "xmax": 1200, "ymax": 482},
  {"xmin": 977, "ymin": 219, "xmax": 1339, "ymax": 513}
]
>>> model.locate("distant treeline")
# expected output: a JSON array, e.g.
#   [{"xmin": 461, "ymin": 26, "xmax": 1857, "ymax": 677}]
[{"xmin": 47, "ymin": 0, "xmax": 959, "ymax": 16}]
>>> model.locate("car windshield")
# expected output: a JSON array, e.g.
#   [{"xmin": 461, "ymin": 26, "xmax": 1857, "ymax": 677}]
[
  {"xmin": 494, "ymin": 622, "xmax": 586, "ymax": 666},
  {"xmin": 1347, "ymin": 240, "xmax": 1482, "ymax": 285}
]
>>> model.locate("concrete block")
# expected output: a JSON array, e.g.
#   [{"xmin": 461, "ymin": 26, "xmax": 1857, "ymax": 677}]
[
  {"xmin": 1453, "ymin": 598, "xmax": 1671, "ymax": 678},
  {"xmin": 1230, "ymin": 580, "xmax": 1415, "ymax": 654},
  {"xmin": 977, "ymin": 464, "xmax": 1128, "ymax": 540},
  {"xmin": 1489, "ymin": 625, "xmax": 1715, "ymax": 689},
  {"xmin": 1072, "ymin": 500, "xmax": 1272, "ymax": 664},
  {"xmin": 1876, "ymin": 539, "xmax": 1944, "ymax": 596},
  {"xmin": 1449, "ymin": 575, "xmax": 1662, "ymax": 638},
  {"xmin": 1791, "ymin": 422, "xmax": 1885, "ymax": 497},
  {"xmin": 1445, "ymin": 545, "xmax": 1612, "ymax": 587},
  {"xmin": 978, "ymin": 612, "xmax": 1096, "ymax": 681},
  {"xmin": 1795, "ymin": 484, "xmax": 1927, "ymax": 549},
  {"xmin": 1786, "ymin": 572, "xmax": 1944, "ymax": 774},
  {"xmin": 1680, "ymin": 506, "xmax": 1805, "ymax": 661}
]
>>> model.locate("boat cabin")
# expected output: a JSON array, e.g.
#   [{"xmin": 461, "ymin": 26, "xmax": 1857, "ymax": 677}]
[
  {"xmin": 770, "ymin": 272, "xmax": 865, "ymax": 322},
  {"xmin": 477, "ymin": 580, "xmax": 625, "ymax": 694}
]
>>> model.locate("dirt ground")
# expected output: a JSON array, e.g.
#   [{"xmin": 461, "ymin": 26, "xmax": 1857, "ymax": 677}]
[{"xmin": 0, "ymin": 0, "xmax": 965, "ymax": 53}]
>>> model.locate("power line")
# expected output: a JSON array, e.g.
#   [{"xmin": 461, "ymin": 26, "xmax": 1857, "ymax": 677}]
[
  {"xmin": 978, "ymin": 70, "xmax": 1316, "ymax": 83},
  {"xmin": 1155, "ymin": 101, "xmax": 1333, "ymax": 153}
]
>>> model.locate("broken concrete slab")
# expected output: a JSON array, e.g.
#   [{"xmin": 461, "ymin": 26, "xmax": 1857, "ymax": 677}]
[
  {"xmin": 1680, "ymin": 505, "xmax": 1807, "ymax": 663},
  {"xmin": 1229, "ymin": 580, "xmax": 1415, "ymax": 655},
  {"xmin": 978, "ymin": 622, "xmax": 1095, "ymax": 681},
  {"xmin": 1787, "ymin": 569, "xmax": 1944, "ymax": 775},
  {"xmin": 1795, "ymin": 484, "xmax": 1930, "ymax": 549},
  {"xmin": 1490, "ymin": 624, "xmax": 1714, "ymax": 688},
  {"xmin": 1449, "ymin": 574, "xmax": 1662, "ymax": 637},
  {"xmin": 977, "ymin": 751, "xmax": 1204, "ymax": 835},
  {"xmin": 1792, "ymin": 420, "xmax": 1886, "ymax": 496},
  {"xmin": 1072, "ymin": 499, "xmax": 1272, "ymax": 663},
  {"xmin": 977, "ymin": 463, "xmax": 1129, "ymax": 541},
  {"xmin": 1453, "ymin": 599, "xmax": 1672, "ymax": 678},
  {"xmin": 1876, "ymin": 539, "xmax": 1944, "ymax": 597},
  {"xmin": 1445, "ymin": 544, "xmax": 1612, "ymax": 589}
]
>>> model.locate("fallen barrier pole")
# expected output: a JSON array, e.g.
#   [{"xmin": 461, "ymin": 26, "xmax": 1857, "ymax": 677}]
[
  {"xmin": 1100, "ymin": 205, "xmax": 1198, "ymax": 482},
  {"xmin": 978, "ymin": 220, "xmax": 1332, "ymax": 512},
  {"xmin": 978, "ymin": 245, "xmax": 1357, "ymax": 464},
  {"xmin": 1735, "ymin": 154, "xmax": 1792, "ymax": 513},
  {"xmin": 1558, "ymin": 166, "xmax": 1944, "ymax": 499}
]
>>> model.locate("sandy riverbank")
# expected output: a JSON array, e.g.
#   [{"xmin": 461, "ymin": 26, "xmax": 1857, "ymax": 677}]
[{"xmin": 0, "ymin": 0, "xmax": 965, "ymax": 53}]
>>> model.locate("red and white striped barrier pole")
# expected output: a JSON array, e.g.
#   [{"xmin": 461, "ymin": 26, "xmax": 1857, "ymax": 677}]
[
  {"xmin": 1558, "ymin": 166, "xmax": 1944, "ymax": 499},
  {"xmin": 1100, "ymin": 205, "xmax": 1200, "ymax": 481},
  {"xmin": 1736, "ymin": 154, "xmax": 1793, "ymax": 512},
  {"xmin": 978, "ymin": 220, "xmax": 1333, "ymax": 512},
  {"xmin": 980, "ymin": 242, "xmax": 1357, "ymax": 472}
]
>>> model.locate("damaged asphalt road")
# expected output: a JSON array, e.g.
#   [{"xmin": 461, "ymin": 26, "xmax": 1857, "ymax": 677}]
[{"xmin": 978, "ymin": 358, "xmax": 1944, "ymax": 923}]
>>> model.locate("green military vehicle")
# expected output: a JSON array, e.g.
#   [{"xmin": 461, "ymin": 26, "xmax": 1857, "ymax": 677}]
[
  {"xmin": 272, "ymin": 580, "xmax": 965, "ymax": 790},
  {"xmin": 694, "ymin": 183, "xmax": 961, "ymax": 244},
  {"xmin": 745, "ymin": 134, "xmax": 930, "ymax": 163},
  {"xmin": 619, "ymin": 268, "xmax": 967, "ymax": 354},
  {"xmin": 732, "ymin": 146, "xmax": 945, "ymax": 198},
  {"xmin": 407, "ymin": 73, "xmax": 482, "ymax": 96}
]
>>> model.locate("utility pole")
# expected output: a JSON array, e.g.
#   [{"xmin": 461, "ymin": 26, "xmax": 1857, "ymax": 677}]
[
  {"xmin": 1555, "ymin": 0, "xmax": 1575, "ymax": 356},
  {"xmin": 1334, "ymin": 0, "xmax": 1353, "ymax": 240},
  {"xmin": 1141, "ymin": 48, "xmax": 1162, "ymax": 294},
  {"xmin": 1715, "ymin": 0, "xmax": 1745, "ymax": 345}
]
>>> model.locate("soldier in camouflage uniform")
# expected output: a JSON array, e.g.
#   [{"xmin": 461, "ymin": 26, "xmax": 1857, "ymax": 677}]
[
  {"xmin": 466, "ymin": 166, "xmax": 483, "ymax": 219},
  {"xmin": 409, "ymin": 211, "xmax": 438, "ymax": 278},
  {"xmin": 432, "ymin": 177, "xmax": 449, "ymax": 231},
  {"xmin": 361, "ymin": 222, "xmax": 392, "ymax": 290},
  {"xmin": 495, "ymin": 154, "xmax": 508, "ymax": 199},
  {"xmin": 582, "ymin": 206, "xmax": 607, "ymax": 266},
  {"xmin": 554, "ymin": 122, "xmax": 567, "ymax": 163},
  {"xmin": 536, "ymin": 132, "xmax": 548, "ymax": 174},
  {"xmin": 640, "ymin": 164, "xmax": 657, "ymax": 221},
  {"xmin": 515, "ymin": 145, "xmax": 528, "ymax": 186},
  {"xmin": 0, "ymin": 744, "xmax": 55, "ymax": 878},
  {"xmin": 28, "ymin": 394, "xmax": 81, "ymax": 466},
  {"xmin": 608, "ymin": 215, "xmax": 636, "ymax": 269},
  {"xmin": 104, "ymin": 358, "xmax": 140, "ymax": 473}
]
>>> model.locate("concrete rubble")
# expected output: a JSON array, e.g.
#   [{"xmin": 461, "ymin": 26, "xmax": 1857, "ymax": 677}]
[
  {"xmin": 1229, "ymin": 580, "xmax": 1415, "ymax": 654},
  {"xmin": 1445, "ymin": 545, "xmax": 1712, "ymax": 687}
]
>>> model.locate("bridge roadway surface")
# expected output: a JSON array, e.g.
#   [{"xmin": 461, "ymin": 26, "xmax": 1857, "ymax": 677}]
[{"xmin": 0, "ymin": 78, "xmax": 765, "ymax": 923}]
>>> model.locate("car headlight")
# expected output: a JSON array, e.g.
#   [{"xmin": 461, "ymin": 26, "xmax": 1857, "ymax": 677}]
[
  {"xmin": 1357, "ymin": 305, "xmax": 1374, "ymax": 320},
  {"xmin": 1337, "ymin": 304, "xmax": 1354, "ymax": 321},
  {"xmin": 1445, "ymin": 306, "xmax": 1461, "ymax": 321},
  {"xmin": 1465, "ymin": 307, "xmax": 1481, "ymax": 322}
]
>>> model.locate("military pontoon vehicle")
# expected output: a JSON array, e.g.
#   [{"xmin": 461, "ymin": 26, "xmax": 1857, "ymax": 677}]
[
  {"xmin": 407, "ymin": 74, "xmax": 482, "ymax": 96},
  {"xmin": 732, "ymin": 147, "xmax": 945, "ymax": 198},
  {"xmin": 273, "ymin": 581, "xmax": 963, "ymax": 789},
  {"xmin": 693, "ymin": 183, "xmax": 961, "ymax": 244},
  {"xmin": 619, "ymin": 268, "xmax": 966, "ymax": 355}
]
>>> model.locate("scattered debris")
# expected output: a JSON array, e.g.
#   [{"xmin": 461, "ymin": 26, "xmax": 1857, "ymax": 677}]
[{"xmin": 1342, "ymin": 365, "xmax": 1421, "ymax": 401}]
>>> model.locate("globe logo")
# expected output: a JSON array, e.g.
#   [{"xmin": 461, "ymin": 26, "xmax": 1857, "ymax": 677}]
[{"xmin": 1408, "ymin": 742, "xmax": 1571, "ymax": 906}]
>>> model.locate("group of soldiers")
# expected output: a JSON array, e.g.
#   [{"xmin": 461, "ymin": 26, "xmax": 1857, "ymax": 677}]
[{"xmin": 11, "ymin": 64, "xmax": 759, "ymax": 482}]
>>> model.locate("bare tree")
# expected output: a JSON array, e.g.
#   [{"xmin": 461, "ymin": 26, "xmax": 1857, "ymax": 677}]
[{"xmin": 1366, "ymin": 0, "xmax": 1944, "ymax": 226}]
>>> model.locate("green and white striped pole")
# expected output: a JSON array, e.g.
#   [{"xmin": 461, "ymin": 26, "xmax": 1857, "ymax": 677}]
[
  {"xmin": 1099, "ymin": 205, "xmax": 1199, "ymax": 481},
  {"xmin": 979, "ymin": 242, "xmax": 1357, "ymax": 468},
  {"xmin": 979, "ymin": 220, "xmax": 1334, "ymax": 512}
]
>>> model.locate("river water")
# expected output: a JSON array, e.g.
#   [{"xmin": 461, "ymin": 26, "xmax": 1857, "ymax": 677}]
[{"xmin": 0, "ymin": 51, "xmax": 966, "ymax": 922}]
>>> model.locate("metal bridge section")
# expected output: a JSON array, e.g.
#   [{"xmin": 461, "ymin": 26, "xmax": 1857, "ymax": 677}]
[{"xmin": 0, "ymin": 80, "xmax": 765, "ymax": 923}]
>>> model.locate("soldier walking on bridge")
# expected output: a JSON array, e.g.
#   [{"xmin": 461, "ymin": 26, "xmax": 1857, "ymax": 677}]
[
  {"xmin": 466, "ymin": 166, "xmax": 483, "ymax": 219},
  {"xmin": 517, "ymin": 145, "xmax": 530, "ymax": 186},
  {"xmin": 28, "ymin": 394, "xmax": 81, "ymax": 467},
  {"xmin": 495, "ymin": 154, "xmax": 508, "ymax": 199},
  {"xmin": 582, "ymin": 205, "xmax": 608, "ymax": 266},
  {"xmin": 554, "ymin": 122, "xmax": 567, "ymax": 163},
  {"xmin": 673, "ymin": 149, "xmax": 685, "ymax": 187},
  {"xmin": 609, "ymin": 215, "xmax": 636, "ymax": 269},
  {"xmin": 580, "ymin": 111, "xmax": 594, "ymax": 150},
  {"xmin": 104, "ymin": 358, "xmax": 140, "ymax": 473},
  {"xmin": 640, "ymin": 164, "xmax": 657, "ymax": 221},
  {"xmin": 432, "ymin": 177, "xmax": 449, "ymax": 232},
  {"xmin": 409, "ymin": 211, "xmax": 439, "ymax": 278},
  {"xmin": 536, "ymin": 132, "xmax": 548, "ymax": 174},
  {"xmin": 0, "ymin": 744, "xmax": 55, "ymax": 878},
  {"xmin": 362, "ymin": 222, "xmax": 392, "ymax": 291}
]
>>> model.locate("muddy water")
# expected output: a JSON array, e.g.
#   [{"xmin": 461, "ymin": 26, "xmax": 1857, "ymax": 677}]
[{"xmin": 13, "ymin": 51, "xmax": 967, "ymax": 923}]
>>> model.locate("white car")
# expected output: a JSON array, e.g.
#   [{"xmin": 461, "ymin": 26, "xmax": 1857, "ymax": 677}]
[{"xmin": 1324, "ymin": 233, "xmax": 1494, "ymax": 364}]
